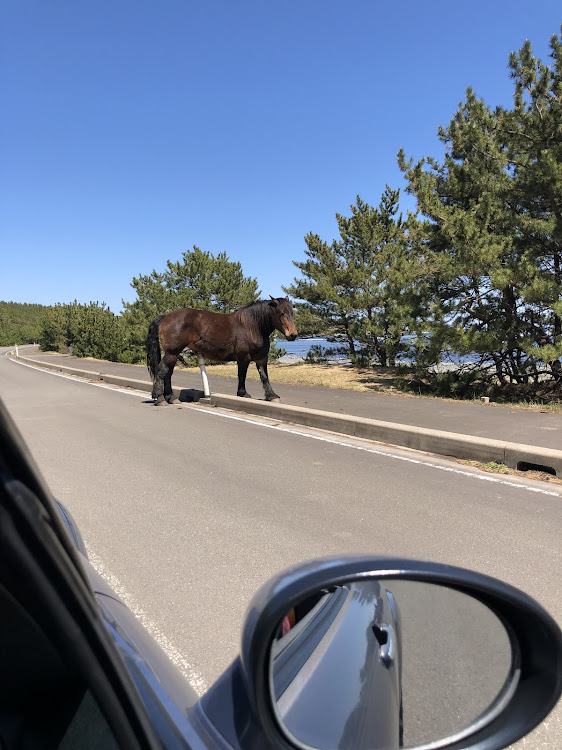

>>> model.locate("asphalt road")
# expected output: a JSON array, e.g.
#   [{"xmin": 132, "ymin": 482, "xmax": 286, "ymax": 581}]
[
  {"xmin": 1, "ymin": 349, "xmax": 560, "ymax": 749},
  {"xmin": 383, "ymin": 581, "xmax": 513, "ymax": 747}
]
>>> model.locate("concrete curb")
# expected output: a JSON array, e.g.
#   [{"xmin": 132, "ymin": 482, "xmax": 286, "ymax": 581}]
[{"xmin": 12, "ymin": 352, "xmax": 562, "ymax": 476}]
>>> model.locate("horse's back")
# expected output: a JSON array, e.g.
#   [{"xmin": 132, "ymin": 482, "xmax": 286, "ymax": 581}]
[
  {"xmin": 159, "ymin": 304, "xmax": 270, "ymax": 361},
  {"xmin": 160, "ymin": 306, "xmax": 238, "ymax": 357},
  {"xmin": 165, "ymin": 306, "xmax": 230, "ymax": 324}
]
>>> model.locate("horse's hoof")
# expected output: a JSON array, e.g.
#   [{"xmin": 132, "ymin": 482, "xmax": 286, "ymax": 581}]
[
  {"xmin": 237, "ymin": 393, "xmax": 252, "ymax": 398},
  {"xmin": 267, "ymin": 395, "xmax": 281, "ymax": 402},
  {"xmin": 153, "ymin": 396, "xmax": 166, "ymax": 406}
]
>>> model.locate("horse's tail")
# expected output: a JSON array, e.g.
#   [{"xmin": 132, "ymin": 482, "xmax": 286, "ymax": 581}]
[{"xmin": 146, "ymin": 315, "xmax": 164, "ymax": 380}]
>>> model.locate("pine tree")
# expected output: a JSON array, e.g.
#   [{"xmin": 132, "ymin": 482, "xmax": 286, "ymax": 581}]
[
  {"xmin": 0, "ymin": 301, "xmax": 48, "ymax": 345},
  {"xmin": 124, "ymin": 245, "xmax": 259, "ymax": 318},
  {"xmin": 121, "ymin": 246, "xmax": 260, "ymax": 363},
  {"xmin": 398, "ymin": 27, "xmax": 562, "ymax": 387},
  {"xmin": 286, "ymin": 190, "xmax": 424, "ymax": 366},
  {"xmin": 504, "ymin": 32, "xmax": 562, "ymax": 376},
  {"xmin": 39, "ymin": 301, "xmax": 127, "ymax": 361}
]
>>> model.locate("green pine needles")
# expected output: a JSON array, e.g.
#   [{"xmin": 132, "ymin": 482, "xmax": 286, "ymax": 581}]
[
  {"xmin": 396, "ymin": 27, "xmax": 562, "ymax": 390},
  {"xmin": 289, "ymin": 27, "xmax": 562, "ymax": 400}
]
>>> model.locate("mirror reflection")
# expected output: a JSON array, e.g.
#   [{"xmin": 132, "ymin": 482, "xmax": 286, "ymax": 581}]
[{"xmin": 269, "ymin": 579, "xmax": 516, "ymax": 750}]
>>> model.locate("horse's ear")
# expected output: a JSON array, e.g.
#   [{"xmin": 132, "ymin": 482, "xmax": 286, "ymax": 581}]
[{"xmin": 269, "ymin": 295, "xmax": 279, "ymax": 307}]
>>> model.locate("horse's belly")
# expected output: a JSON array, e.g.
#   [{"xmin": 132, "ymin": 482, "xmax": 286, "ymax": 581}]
[{"xmin": 189, "ymin": 341, "xmax": 234, "ymax": 362}]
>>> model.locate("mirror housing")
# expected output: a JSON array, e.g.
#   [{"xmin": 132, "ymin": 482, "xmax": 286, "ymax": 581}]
[{"xmin": 240, "ymin": 556, "xmax": 562, "ymax": 750}]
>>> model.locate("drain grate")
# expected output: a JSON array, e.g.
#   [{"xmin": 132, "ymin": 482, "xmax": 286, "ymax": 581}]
[{"xmin": 516, "ymin": 461, "xmax": 556, "ymax": 476}]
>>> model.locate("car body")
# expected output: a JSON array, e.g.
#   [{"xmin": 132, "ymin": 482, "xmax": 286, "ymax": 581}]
[
  {"xmin": 1, "ymin": 394, "xmax": 561, "ymax": 750},
  {"xmin": 53, "ymin": 509, "xmax": 405, "ymax": 750},
  {"xmin": 271, "ymin": 581, "xmax": 402, "ymax": 749}
]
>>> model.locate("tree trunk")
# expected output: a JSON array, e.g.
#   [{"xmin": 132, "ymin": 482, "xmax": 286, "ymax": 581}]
[
  {"xmin": 341, "ymin": 316, "xmax": 356, "ymax": 361},
  {"xmin": 492, "ymin": 353, "xmax": 508, "ymax": 385}
]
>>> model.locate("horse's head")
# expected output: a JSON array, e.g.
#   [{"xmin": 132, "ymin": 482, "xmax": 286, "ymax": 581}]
[{"xmin": 269, "ymin": 296, "xmax": 298, "ymax": 341}]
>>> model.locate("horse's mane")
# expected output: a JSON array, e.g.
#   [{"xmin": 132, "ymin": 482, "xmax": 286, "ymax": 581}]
[
  {"xmin": 236, "ymin": 298, "xmax": 271, "ymax": 312},
  {"xmin": 235, "ymin": 299, "xmax": 278, "ymax": 335}
]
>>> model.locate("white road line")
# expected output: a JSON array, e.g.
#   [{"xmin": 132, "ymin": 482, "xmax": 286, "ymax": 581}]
[
  {"xmin": 8, "ymin": 356, "xmax": 561, "ymax": 498},
  {"xmin": 86, "ymin": 546, "xmax": 208, "ymax": 696},
  {"xmin": 8, "ymin": 357, "xmax": 147, "ymax": 397},
  {"xmin": 190, "ymin": 407, "xmax": 561, "ymax": 497}
]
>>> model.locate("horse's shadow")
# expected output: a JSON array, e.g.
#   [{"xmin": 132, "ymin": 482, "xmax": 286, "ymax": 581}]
[{"xmin": 143, "ymin": 388, "xmax": 205, "ymax": 405}]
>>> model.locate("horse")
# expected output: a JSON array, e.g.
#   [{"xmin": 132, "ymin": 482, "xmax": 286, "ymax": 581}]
[{"xmin": 146, "ymin": 296, "xmax": 298, "ymax": 405}]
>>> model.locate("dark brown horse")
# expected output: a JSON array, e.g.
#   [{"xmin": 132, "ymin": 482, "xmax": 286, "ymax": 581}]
[{"xmin": 146, "ymin": 297, "xmax": 298, "ymax": 405}]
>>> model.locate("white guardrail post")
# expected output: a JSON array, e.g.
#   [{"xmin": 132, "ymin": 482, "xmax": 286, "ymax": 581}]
[{"xmin": 198, "ymin": 357, "xmax": 211, "ymax": 397}]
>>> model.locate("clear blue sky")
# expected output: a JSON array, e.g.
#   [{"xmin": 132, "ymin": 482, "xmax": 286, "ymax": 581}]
[{"xmin": 1, "ymin": 1, "xmax": 560, "ymax": 313}]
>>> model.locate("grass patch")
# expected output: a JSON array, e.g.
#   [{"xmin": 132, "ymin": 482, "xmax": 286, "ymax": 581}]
[
  {"xmin": 39, "ymin": 351, "xmax": 562, "ymax": 413},
  {"xmin": 179, "ymin": 361, "xmax": 562, "ymax": 412},
  {"xmin": 471, "ymin": 461, "xmax": 511, "ymax": 474},
  {"xmin": 181, "ymin": 361, "xmax": 411, "ymax": 394}
]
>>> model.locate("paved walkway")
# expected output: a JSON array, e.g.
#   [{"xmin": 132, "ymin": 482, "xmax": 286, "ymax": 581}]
[{"xmin": 19, "ymin": 349, "xmax": 562, "ymax": 451}]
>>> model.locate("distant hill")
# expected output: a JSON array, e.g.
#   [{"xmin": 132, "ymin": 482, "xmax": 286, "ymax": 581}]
[{"xmin": 0, "ymin": 301, "xmax": 49, "ymax": 346}]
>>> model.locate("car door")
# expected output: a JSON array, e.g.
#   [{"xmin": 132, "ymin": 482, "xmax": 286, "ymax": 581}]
[{"xmin": 0, "ymin": 399, "xmax": 161, "ymax": 750}]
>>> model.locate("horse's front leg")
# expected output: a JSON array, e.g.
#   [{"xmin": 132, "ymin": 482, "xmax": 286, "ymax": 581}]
[
  {"xmin": 237, "ymin": 358, "xmax": 252, "ymax": 397},
  {"xmin": 256, "ymin": 358, "xmax": 280, "ymax": 401}
]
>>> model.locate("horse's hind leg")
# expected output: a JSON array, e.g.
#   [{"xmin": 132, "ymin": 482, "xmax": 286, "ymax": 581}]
[
  {"xmin": 256, "ymin": 359, "xmax": 280, "ymax": 401},
  {"xmin": 152, "ymin": 362, "xmax": 165, "ymax": 405},
  {"xmin": 153, "ymin": 353, "xmax": 178, "ymax": 405},
  {"xmin": 164, "ymin": 353, "xmax": 179, "ymax": 403},
  {"xmin": 237, "ymin": 358, "xmax": 252, "ymax": 398}
]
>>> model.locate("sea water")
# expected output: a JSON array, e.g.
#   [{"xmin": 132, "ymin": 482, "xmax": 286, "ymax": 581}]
[{"xmin": 275, "ymin": 337, "xmax": 478, "ymax": 366}]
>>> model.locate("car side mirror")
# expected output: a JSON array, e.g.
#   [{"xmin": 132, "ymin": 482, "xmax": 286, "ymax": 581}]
[{"xmin": 239, "ymin": 556, "xmax": 561, "ymax": 750}]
